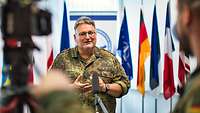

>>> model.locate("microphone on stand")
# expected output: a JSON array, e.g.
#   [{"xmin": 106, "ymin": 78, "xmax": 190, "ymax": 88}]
[
  {"xmin": 91, "ymin": 72, "xmax": 108, "ymax": 113},
  {"xmin": 92, "ymin": 72, "xmax": 99, "ymax": 94},
  {"xmin": 92, "ymin": 72, "xmax": 99, "ymax": 113}
]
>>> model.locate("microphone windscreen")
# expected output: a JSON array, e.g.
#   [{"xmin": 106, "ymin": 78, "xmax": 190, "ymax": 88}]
[{"xmin": 92, "ymin": 72, "xmax": 99, "ymax": 94}]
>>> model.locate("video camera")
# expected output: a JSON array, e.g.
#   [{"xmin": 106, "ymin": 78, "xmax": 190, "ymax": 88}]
[
  {"xmin": 2, "ymin": 0, "xmax": 51, "ymax": 49},
  {"xmin": 0, "ymin": 0, "xmax": 52, "ymax": 113},
  {"xmin": 2, "ymin": 0, "xmax": 51, "ymax": 87}
]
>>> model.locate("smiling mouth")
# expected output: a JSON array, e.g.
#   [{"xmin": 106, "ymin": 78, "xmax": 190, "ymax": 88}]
[{"xmin": 84, "ymin": 41, "xmax": 92, "ymax": 44}]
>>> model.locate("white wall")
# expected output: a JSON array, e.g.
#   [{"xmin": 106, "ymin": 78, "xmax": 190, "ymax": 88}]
[{"xmin": 0, "ymin": 0, "xmax": 197, "ymax": 113}]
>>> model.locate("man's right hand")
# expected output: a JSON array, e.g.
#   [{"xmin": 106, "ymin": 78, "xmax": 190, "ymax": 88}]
[{"xmin": 72, "ymin": 75, "xmax": 92, "ymax": 92}]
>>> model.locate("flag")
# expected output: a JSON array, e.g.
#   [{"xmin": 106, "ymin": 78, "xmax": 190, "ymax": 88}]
[
  {"xmin": 60, "ymin": 1, "xmax": 70, "ymax": 52},
  {"xmin": 2, "ymin": 64, "xmax": 34, "ymax": 85},
  {"xmin": 28, "ymin": 54, "xmax": 34, "ymax": 84},
  {"xmin": 137, "ymin": 9, "xmax": 151, "ymax": 95},
  {"xmin": 1, "ymin": 64, "xmax": 11, "ymax": 86},
  {"xmin": 150, "ymin": 5, "xmax": 160, "ymax": 90},
  {"xmin": 27, "ymin": 64, "xmax": 34, "ymax": 84},
  {"xmin": 163, "ymin": 2, "xmax": 175, "ymax": 100},
  {"xmin": 117, "ymin": 8, "xmax": 133, "ymax": 80},
  {"xmin": 1, "ymin": 66, "xmax": 6, "ymax": 86},
  {"xmin": 47, "ymin": 49, "xmax": 53, "ymax": 69},
  {"xmin": 47, "ymin": 36, "xmax": 54, "ymax": 70},
  {"xmin": 177, "ymin": 51, "xmax": 190, "ymax": 95}
]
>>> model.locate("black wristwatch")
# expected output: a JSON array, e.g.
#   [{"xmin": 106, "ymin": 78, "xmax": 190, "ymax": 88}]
[{"xmin": 105, "ymin": 84, "xmax": 110, "ymax": 93}]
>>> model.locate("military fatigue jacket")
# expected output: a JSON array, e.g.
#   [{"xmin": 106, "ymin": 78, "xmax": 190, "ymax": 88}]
[
  {"xmin": 52, "ymin": 47, "xmax": 130, "ymax": 113},
  {"xmin": 173, "ymin": 67, "xmax": 200, "ymax": 113}
]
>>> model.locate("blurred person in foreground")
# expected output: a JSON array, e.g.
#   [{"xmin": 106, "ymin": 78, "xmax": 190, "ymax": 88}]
[
  {"xmin": 51, "ymin": 16, "xmax": 130, "ymax": 113},
  {"xmin": 173, "ymin": 0, "xmax": 200, "ymax": 113},
  {"xmin": 32, "ymin": 70, "xmax": 92, "ymax": 113}
]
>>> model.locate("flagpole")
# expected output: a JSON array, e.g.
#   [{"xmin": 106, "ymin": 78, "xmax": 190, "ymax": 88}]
[
  {"xmin": 140, "ymin": 1, "xmax": 145, "ymax": 113},
  {"xmin": 142, "ymin": 95, "xmax": 144, "ymax": 113},
  {"xmin": 155, "ymin": 98, "xmax": 157, "ymax": 113},
  {"xmin": 169, "ymin": 0, "xmax": 172, "ymax": 112},
  {"xmin": 120, "ymin": 97, "xmax": 123, "ymax": 113},
  {"xmin": 154, "ymin": 1, "xmax": 158, "ymax": 113},
  {"xmin": 170, "ymin": 97, "xmax": 172, "ymax": 113},
  {"xmin": 119, "ymin": 1, "xmax": 124, "ymax": 112}
]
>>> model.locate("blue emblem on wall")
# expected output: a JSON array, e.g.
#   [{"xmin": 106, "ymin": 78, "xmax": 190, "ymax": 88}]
[{"xmin": 96, "ymin": 28, "xmax": 112, "ymax": 52}]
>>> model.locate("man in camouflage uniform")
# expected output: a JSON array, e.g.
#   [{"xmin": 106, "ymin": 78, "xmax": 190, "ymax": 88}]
[
  {"xmin": 51, "ymin": 16, "xmax": 130, "ymax": 113},
  {"xmin": 173, "ymin": 0, "xmax": 200, "ymax": 113}
]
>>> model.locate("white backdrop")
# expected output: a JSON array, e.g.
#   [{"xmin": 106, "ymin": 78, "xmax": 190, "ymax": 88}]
[{"xmin": 0, "ymin": 0, "xmax": 198, "ymax": 113}]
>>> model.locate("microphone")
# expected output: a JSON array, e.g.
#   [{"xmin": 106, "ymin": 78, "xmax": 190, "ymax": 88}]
[{"xmin": 92, "ymin": 72, "xmax": 99, "ymax": 94}]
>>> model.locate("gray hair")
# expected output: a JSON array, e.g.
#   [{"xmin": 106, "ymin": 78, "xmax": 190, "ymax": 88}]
[{"xmin": 74, "ymin": 16, "xmax": 96, "ymax": 30}]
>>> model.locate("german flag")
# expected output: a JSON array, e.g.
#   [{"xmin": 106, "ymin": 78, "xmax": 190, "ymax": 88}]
[{"xmin": 137, "ymin": 9, "xmax": 151, "ymax": 95}]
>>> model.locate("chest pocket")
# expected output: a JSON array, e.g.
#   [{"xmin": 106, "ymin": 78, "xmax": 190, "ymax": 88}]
[{"xmin": 97, "ymin": 66, "xmax": 115, "ymax": 83}]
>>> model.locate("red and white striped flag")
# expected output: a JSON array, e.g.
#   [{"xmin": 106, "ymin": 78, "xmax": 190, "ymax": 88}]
[
  {"xmin": 177, "ymin": 51, "xmax": 190, "ymax": 94},
  {"xmin": 47, "ymin": 36, "xmax": 54, "ymax": 70},
  {"xmin": 163, "ymin": 1, "xmax": 175, "ymax": 100}
]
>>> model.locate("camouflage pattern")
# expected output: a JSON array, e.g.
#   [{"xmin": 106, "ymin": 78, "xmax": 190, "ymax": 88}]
[
  {"xmin": 173, "ymin": 68, "xmax": 200, "ymax": 113},
  {"xmin": 52, "ymin": 47, "xmax": 130, "ymax": 113},
  {"xmin": 36, "ymin": 91, "xmax": 93, "ymax": 113}
]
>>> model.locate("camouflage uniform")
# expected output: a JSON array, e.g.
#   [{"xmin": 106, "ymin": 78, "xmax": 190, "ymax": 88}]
[
  {"xmin": 52, "ymin": 47, "xmax": 130, "ymax": 113},
  {"xmin": 173, "ymin": 67, "xmax": 200, "ymax": 113}
]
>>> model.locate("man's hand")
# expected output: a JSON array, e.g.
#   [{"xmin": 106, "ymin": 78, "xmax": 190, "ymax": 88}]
[
  {"xmin": 99, "ymin": 77, "xmax": 106, "ymax": 92},
  {"xmin": 72, "ymin": 75, "xmax": 92, "ymax": 92}
]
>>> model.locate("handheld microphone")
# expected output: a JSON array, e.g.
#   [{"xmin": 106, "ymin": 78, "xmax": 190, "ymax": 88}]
[{"xmin": 92, "ymin": 72, "xmax": 99, "ymax": 94}]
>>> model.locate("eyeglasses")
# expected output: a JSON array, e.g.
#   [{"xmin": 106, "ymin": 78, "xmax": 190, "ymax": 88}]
[{"xmin": 78, "ymin": 31, "xmax": 96, "ymax": 37}]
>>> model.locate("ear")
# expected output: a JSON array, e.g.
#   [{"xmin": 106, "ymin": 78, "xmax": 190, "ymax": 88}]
[
  {"xmin": 74, "ymin": 34, "xmax": 77, "ymax": 43},
  {"xmin": 182, "ymin": 5, "xmax": 192, "ymax": 27}
]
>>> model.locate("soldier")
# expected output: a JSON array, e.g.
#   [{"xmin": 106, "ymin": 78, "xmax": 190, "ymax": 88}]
[
  {"xmin": 173, "ymin": 0, "xmax": 200, "ymax": 113},
  {"xmin": 51, "ymin": 16, "xmax": 130, "ymax": 113}
]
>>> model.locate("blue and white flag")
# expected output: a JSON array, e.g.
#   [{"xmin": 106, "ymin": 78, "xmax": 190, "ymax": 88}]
[{"xmin": 117, "ymin": 8, "xmax": 133, "ymax": 80}]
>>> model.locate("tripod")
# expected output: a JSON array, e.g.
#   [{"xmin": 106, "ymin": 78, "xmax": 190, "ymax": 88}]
[{"xmin": 0, "ymin": 49, "xmax": 39, "ymax": 113}]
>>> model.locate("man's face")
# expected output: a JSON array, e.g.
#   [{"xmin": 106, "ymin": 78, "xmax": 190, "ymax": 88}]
[
  {"xmin": 176, "ymin": 4, "xmax": 193, "ymax": 55},
  {"xmin": 74, "ymin": 24, "xmax": 97, "ymax": 51}
]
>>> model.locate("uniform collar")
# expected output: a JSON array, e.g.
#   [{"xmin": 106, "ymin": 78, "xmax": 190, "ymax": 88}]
[{"xmin": 71, "ymin": 46, "xmax": 102, "ymax": 59}]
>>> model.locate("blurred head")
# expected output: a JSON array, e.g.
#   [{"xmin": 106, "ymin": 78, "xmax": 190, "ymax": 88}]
[
  {"xmin": 34, "ymin": 70, "xmax": 93, "ymax": 113},
  {"xmin": 176, "ymin": 0, "xmax": 200, "ymax": 60},
  {"xmin": 36, "ymin": 91, "xmax": 93, "ymax": 113},
  {"xmin": 74, "ymin": 16, "xmax": 97, "ymax": 52}
]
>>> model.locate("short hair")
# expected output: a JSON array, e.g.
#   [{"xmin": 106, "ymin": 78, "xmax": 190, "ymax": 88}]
[
  {"xmin": 74, "ymin": 16, "xmax": 95, "ymax": 30},
  {"xmin": 178, "ymin": 0, "xmax": 200, "ymax": 16}
]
